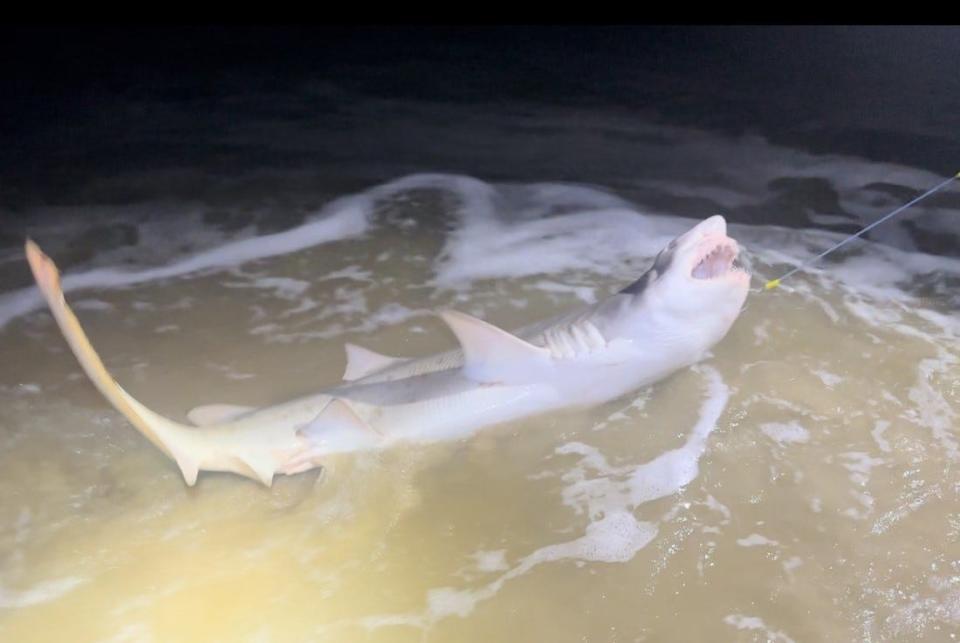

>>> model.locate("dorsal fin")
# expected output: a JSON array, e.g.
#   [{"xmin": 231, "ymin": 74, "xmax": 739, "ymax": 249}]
[
  {"xmin": 342, "ymin": 343, "xmax": 406, "ymax": 381},
  {"xmin": 439, "ymin": 310, "xmax": 551, "ymax": 382},
  {"xmin": 187, "ymin": 404, "xmax": 254, "ymax": 427}
]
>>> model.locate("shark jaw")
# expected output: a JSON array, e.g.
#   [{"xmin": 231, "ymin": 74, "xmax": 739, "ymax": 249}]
[
  {"xmin": 683, "ymin": 216, "xmax": 749, "ymax": 286},
  {"xmin": 692, "ymin": 238, "xmax": 740, "ymax": 280},
  {"xmin": 24, "ymin": 215, "xmax": 750, "ymax": 487}
]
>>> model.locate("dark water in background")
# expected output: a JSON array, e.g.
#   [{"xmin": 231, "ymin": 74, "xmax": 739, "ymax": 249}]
[
  {"xmin": 2, "ymin": 26, "xmax": 959, "ymax": 209},
  {"xmin": 2, "ymin": 26, "xmax": 958, "ymax": 309}
]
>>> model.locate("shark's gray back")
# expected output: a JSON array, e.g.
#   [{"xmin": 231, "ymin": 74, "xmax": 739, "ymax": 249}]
[{"xmin": 349, "ymin": 294, "xmax": 631, "ymax": 387}]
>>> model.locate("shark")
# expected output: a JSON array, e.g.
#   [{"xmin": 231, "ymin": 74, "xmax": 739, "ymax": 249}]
[{"xmin": 25, "ymin": 214, "xmax": 750, "ymax": 487}]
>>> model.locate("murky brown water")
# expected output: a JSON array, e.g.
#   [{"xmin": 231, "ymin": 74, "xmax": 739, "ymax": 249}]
[{"xmin": 1, "ymin": 179, "xmax": 958, "ymax": 642}]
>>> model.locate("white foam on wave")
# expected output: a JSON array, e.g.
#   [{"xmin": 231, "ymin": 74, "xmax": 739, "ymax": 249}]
[
  {"xmin": 558, "ymin": 371, "xmax": 728, "ymax": 517},
  {"xmin": 354, "ymin": 366, "xmax": 729, "ymax": 631},
  {"xmin": 743, "ymin": 227, "xmax": 960, "ymax": 309},
  {"xmin": 0, "ymin": 173, "xmax": 675, "ymax": 341},
  {"xmin": 906, "ymin": 355, "xmax": 959, "ymax": 459},
  {"xmin": 424, "ymin": 509, "xmax": 659, "ymax": 621},
  {"xmin": 0, "ymin": 576, "xmax": 86, "ymax": 609},
  {"xmin": 16, "ymin": 383, "xmax": 41, "ymax": 395},
  {"xmin": 812, "ymin": 369, "xmax": 843, "ymax": 387},
  {"xmin": 5, "ymin": 162, "xmax": 959, "ymax": 339},
  {"xmin": 223, "ymin": 275, "xmax": 311, "ymax": 301},
  {"xmin": 469, "ymin": 550, "xmax": 508, "ymax": 573},
  {"xmin": 838, "ymin": 293, "xmax": 960, "ymax": 461},
  {"xmin": 0, "ymin": 196, "xmax": 370, "ymax": 329},
  {"xmin": 430, "ymin": 181, "xmax": 685, "ymax": 286},
  {"xmin": 72, "ymin": 299, "xmax": 115, "ymax": 312},
  {"xmin": 760, "ymin": 421, "xmax": 810, "ymax": 446},
  {"xmin": 737, "ymin": 533, "xmax": 780, "ymax": 547},
  {"xmin": 382, "ymin": 169, "xmax": 960, "ymax": 314},
  {"xmin": 723, "ymin": 613, "xmax": 796, "ymax": 642},
  {"xmin": 173, "ymin": 89, "xmax": 959, "ymax": 254},
  {"xmin": 331, "ymin": 173, "xmax": 687, "ymax": 288},
  {"xmin": 871, "ymin": 420, "xmax": 892, "ymax": 453},
  {"xmin": 836, "ymin": 451, "xmax": 885, "ymax": 521}
]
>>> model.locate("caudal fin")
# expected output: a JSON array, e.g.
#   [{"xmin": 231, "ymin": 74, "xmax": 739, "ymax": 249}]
[{"xmin": 25, "ymin": 239, "xmax": 204, "ymax": 485}]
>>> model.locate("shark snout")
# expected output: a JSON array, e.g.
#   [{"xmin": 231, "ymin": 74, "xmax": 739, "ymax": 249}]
[{"xmin": 692, "ymin": 214, "xmax": 727, "ymax": 238}]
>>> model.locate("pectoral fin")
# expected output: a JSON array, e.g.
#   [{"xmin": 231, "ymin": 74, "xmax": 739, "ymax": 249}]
[{"xmin": 297, "ymin": 399, "xmax": 380, "ymax": 454}]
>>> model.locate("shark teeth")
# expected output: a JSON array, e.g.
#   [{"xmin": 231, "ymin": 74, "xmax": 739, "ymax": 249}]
[{"xmin": 692, "ymin": 242, "xmax": 738, "ymax": 280}]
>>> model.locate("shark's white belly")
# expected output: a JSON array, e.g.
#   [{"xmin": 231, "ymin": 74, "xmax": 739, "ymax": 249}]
[
  {"xmin": 365, "ymin": 382, "xmax": 559, "ymax": 443},
  {"xmin": 234, "ymin": 335, "xmax": 694, "ymax": 456}
]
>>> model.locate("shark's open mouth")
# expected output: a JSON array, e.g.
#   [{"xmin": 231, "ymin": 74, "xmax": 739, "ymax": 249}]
[{"xmin": 692, "ymin": 240, "xmax": 740, "ymax": 280}]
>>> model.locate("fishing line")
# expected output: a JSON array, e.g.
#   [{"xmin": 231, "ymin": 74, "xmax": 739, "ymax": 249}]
[{"xmin": 762, "ymin": 172, "xmax": 959, "ymax": 291}]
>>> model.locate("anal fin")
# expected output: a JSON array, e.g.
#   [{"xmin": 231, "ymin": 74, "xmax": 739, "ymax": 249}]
[
  {"xmin": 234, "ymin": 451, "xmax": 278, "ymax": 487},
  {"xmin": 166, "ymin": 442, "xmax": 201, "ymax": 487}
]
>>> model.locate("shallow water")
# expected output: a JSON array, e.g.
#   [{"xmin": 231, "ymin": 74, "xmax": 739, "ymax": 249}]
[{"xmin": 1, "ymin": 158, "xmax": 959, "ymax": 641}]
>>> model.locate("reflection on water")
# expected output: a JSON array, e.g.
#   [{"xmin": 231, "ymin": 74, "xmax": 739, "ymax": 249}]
[{"xmin": 1, "ymin": 171, "xmax": 959, "ymax": 642}]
